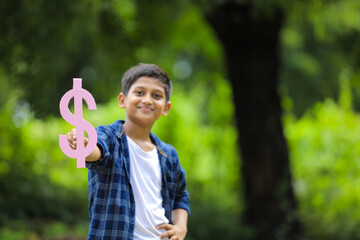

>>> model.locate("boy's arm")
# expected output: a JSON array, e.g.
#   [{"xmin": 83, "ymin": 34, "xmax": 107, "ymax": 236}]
[
  {"xmin": 157, "ymin": 209, "xmax": 188, "ymax": 240},
  {"xmin": 66, "ymin": 129, "xmax": 101, "ymax": 162},
  {"xmin": 85, "ymin": 145, "xmax": 101, "ymax": 162},
  {"xmin": 171, "ymin": 208, "xmax": 188, "ymax": 228}
]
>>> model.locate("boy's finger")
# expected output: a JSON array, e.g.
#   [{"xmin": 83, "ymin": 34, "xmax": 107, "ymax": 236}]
[
  {"xmin": 158, "ymin": 230, "xmax": 175, "ymax": 239},
  {"xmin": 67, "ymin": 132, "xmax": 72, "ymax": 142},
  {"xmin": 67, "ymin": 132, "xmax": 75, "ymax": 143},
  {"xmin": 70, "ymin": 128, "xmax": 76, "ymax": 139},
  {"xmin": 156, "ymin": 223, "xmax": 172, "ymax": 230}
]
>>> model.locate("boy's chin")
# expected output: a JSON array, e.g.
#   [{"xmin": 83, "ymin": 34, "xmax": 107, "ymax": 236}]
[{"xmin": 130, "ymin": 115, "xmax": 160, "ymax": 125}]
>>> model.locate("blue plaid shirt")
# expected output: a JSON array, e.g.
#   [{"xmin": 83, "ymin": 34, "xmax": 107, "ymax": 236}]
[{"xmin": 86, "ymin": 120, "xmax": 190, "ymax": 240}]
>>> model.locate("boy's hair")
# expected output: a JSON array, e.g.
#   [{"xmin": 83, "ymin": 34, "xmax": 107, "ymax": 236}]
[{"xmin": 121, "ymin": 63, "xmax": 172, "ymax": 102}]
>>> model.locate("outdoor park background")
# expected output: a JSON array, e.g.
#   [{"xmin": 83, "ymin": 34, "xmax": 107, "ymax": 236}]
[{"xmin": 1, "ymin": 0, "xmax": 360, "ymax": 239}]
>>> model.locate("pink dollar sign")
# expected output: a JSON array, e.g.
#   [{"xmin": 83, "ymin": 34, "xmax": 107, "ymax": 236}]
[{"xmin": 59, "ymin": 78, "xmax": 97, "ymax": 168}]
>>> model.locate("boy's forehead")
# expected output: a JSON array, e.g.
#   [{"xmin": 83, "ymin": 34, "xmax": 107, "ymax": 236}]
[{"xmin": 131, "ymin": 76, "xmax": 166, "ymax": 92}]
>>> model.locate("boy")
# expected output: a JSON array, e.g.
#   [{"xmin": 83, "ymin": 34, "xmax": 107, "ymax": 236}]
[{"xmin": 66, "ymin": 63, "xmax": 190, "ymax": 240}]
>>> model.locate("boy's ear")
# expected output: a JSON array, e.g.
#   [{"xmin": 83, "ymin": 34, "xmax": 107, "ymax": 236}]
[
  {"xmin": 118, "ymin": 92, "xmax": 126, "ymax": 108},
  {"xmin": 162, "ymin": 101, "xmax": 171, "ymax": 116}
]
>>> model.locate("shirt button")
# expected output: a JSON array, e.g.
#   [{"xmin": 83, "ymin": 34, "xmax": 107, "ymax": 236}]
[{"xmin": 131, "ymin": 208, "xmax": 135, "ymax": 212}]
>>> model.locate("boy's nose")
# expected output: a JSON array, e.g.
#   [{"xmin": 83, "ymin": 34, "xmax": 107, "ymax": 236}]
[{"xmin": 141, "ymin": 93, "xmax": 152, "ymax": 105}]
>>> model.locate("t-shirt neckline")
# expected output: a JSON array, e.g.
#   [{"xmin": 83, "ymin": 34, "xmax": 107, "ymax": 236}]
[{"xmin": 126, "ymin": 136, "xmax": 157, "ymax": 157}]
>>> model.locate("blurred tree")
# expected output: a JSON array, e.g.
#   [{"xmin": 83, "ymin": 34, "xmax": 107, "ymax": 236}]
[
  {"xmin": 204, "ymin": 0, "xmax": 360, "ymax": 238},
  {"xmin": 206, "ymin": 2, "xmax": 300, "ymax": 239}
]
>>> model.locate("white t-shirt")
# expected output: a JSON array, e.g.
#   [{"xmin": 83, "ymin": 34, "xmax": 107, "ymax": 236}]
[{"xmin": 127, "ymin": 136, "xmax": 169, "ymax": 240}]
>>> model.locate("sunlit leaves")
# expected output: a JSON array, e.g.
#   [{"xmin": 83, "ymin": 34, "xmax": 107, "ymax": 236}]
[{"xmin": 285, "ymin": 97, "xmax": 360, "ymax": 239}]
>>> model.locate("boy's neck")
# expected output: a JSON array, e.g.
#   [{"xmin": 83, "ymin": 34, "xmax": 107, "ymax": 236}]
[{"xmin": 122, "ymin": 120, "xmax": 153, "ymax": 143}]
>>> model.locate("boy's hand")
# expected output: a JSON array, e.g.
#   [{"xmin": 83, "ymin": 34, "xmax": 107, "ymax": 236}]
[
  {"xmin": 156, "ymin": 223, "xmax": 187, "ymax": 240},
  {"xmin": 66, "ymin": 128, "xmax": 89, "ymax": 150}
]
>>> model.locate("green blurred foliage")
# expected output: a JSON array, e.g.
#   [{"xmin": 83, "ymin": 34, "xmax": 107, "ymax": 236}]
[
  {"xmin": 285, "ymin": 74, "xmax": 360, "ymax": 239},
  {"xmin": 281, "ymin": 0, "xmax": 360, "ymax": 116}
]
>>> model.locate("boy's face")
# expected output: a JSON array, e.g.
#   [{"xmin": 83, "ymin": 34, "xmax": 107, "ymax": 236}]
[{"xmin": 118, "ymin": 76, "xmax": 171, "ymax": 126}]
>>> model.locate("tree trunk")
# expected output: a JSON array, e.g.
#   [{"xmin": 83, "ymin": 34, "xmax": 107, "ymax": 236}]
[{"xmin": 207, "ymin": 2, "xmax": 301, "ymax": 239}]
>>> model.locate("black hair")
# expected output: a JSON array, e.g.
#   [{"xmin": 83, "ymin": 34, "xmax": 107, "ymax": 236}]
[{"xmin": 121, "ymin": 63, "xmax": 172, "ymax": 102}]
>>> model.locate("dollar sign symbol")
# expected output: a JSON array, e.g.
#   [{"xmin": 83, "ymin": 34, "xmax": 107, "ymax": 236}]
[{"xmin": 59, "ymin": 78, "xmax": 97, "ymax": 168}]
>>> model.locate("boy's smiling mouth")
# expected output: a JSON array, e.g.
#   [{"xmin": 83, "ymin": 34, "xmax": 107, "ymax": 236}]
[{"xmin": 138, "ymin": 106, "xmax": 154, "ymax": 112}]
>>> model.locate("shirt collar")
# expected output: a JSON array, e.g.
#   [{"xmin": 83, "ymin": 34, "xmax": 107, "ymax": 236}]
[{"xmin": 113, "ymin": 120, "xmax": 167, "ymax": 157}]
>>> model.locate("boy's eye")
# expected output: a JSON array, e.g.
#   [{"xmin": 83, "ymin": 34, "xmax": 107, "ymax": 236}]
[
  {"xmin": 135, "ymin": 91, "xmax": 144, "ymax": 95},
  {"xmin": 153, "ymin": 94, "xmax": 162, "ymax": 99}
]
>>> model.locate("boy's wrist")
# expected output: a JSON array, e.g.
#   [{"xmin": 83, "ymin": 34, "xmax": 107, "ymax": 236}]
[
  {"xmin": 175, "ymin": 223, "xmax": 188, "ymax": 240},
  {"xmin": 174, "ymin": 223, "xmax": 187, "ymax": 234}
]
